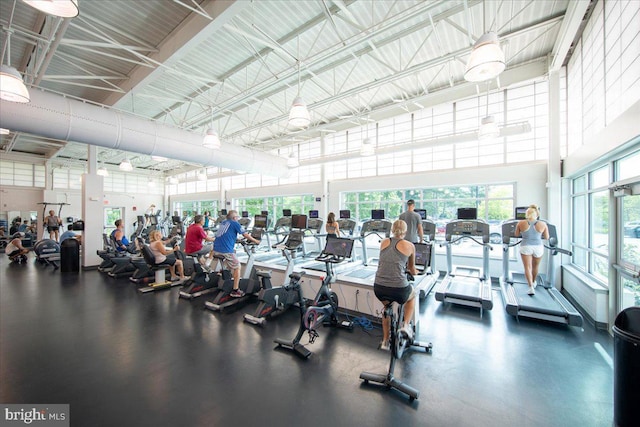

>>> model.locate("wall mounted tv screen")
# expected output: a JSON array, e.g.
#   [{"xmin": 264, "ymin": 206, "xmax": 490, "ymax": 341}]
[{"xmin": 339, "ymin": 210, "xmax": 350, "ymax": 219}]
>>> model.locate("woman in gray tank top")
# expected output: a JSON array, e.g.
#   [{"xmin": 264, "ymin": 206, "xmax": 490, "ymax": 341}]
[
  {"xmin": 515, "ymin": 205, "xmax": 549, "ymax": 295},
  {"xmin": 373, "ymin": 219, "xmax": 418, "ymax": 351}
]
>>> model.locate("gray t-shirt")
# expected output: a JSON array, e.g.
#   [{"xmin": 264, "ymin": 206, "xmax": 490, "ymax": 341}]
[
  {"xmin": 374, "ymin": 238, "xmax": 409, "ymax": 288},
  {"xmin": 399, "ymin": 210, "xmax": 422, "ymax": 243}
]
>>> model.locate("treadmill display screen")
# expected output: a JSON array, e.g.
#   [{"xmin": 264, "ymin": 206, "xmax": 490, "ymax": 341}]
[
  {"xmin": 457, "ymin": 208, "xmax": 477, "ymax": 220},
  {"xmin": 324, "ymin": 237, "xmax": 354, "ymax": 258},
  {"xmin": 241, "ymin": 211, "xmax": 249, "ymax": 218},
  {"xmin": 261, "ymin": 210, "xmax": 269, "ymax": 216},
  {"xmin": 415, "ymin": 209, "xmax": 427, "ymax": 220},
  {"xmin": 339, "ymin": 210, "xmax": 350, "ymax": 219},
  {"xmin": 308, "ymin": 210, "xmax": 319, "ymax": 219},
  {"xmin": 282, "ymin": 209, "xmax": 292, "ymax": 217},
  {"xmin": 220, "ymin": 209, "xmax": 228, "ymax": 216},
  {"xmin": 515, "ymin": 206, "xmax": 527, "ymax": 220},
  {"xmin": 371, "ymin": 209, "xmax": 385, "ymax": 220},
  {"xmin": 253, "ymin": 215, "xmax": 267, "ymax": 228},
  {"xmin": 414, "ymin": 243, "xmax": 431, "ymax": 268},
  {"xmin": 291, "ymin": 214, "xmax": 307, "ymax": 229}
]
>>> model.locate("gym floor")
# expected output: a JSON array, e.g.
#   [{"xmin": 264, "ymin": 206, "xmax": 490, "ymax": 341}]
[{"xmin": 0, "ymin": 253, "xmax": 614, "ymax": 427}]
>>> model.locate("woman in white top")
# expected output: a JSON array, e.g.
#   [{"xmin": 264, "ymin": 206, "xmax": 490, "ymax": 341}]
[
  {"xmin": 148, "ymin": 230, "xmax": 185, "ymax": 281},
  {"xmin": 514, "ymin": 205, "xmax": 549, "ymax": 295},
  {"xmin": 325, "ymin": 212, "xmax": 340, "ymax": 238}
]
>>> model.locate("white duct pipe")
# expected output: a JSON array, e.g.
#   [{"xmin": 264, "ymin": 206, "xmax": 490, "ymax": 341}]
[{"xmin": 0, "ymin": 89, "xmax": 290, "ymax": 177}]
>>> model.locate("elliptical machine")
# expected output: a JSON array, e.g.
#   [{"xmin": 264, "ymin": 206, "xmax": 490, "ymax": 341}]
[
  {"xmin": 178, "ymin": 252, "xmax": 229, "ymax": 300},
  {"xmin": 243, "ymin": 229, "xmax": 306, "ymax": 325},
  {"xmin": 274, "ymin": 237, "xmax": 355, "ymax": 359}
]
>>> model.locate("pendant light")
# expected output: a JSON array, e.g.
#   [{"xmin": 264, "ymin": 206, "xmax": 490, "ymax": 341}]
[
  {"xmin": 96, "ymin": 166, "xmax": 109, "ymax": 177},
  {"xmin": 288, "ymin": 39, "xmax": 310, "ymax": 129},
  {"xmin": 1, "ymin": 16, "xmax": 30, "ymax": 104},
  {"xmin": 286, "ymin": 152, "xmax": 299, "ymax": 168},
  {"xmin": 21, "ymin": 0, "xmax": 79, "ymax": 18},
  {"xmin": 203, "ymin": 107, "xmax": 221, "ymax": 149},
  {"xmin": 119, "ymin": 158, "xmax": 133, "ymax": 171},
  {"xmin": 478, "ymin": 86, "xmax": 500, "ymax": 140},
  {"xmin": 360, "ymin": 137, "xmax": 375, "ymax": 156},
  {"xmin": 0, "ymin": 128, "xmax": 10, "ymax": 135},
  {"xmin": 464, "ymin": 32, "xmax": 505, "ymax": 83}
]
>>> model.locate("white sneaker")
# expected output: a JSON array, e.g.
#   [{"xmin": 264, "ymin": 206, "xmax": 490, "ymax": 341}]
[
  {"xmin": 379, "ymin": 340, "xmax": 390, "ymax": 351},
  {"xmin": 400, "ymin": 325, "xmax": 414, "ymax": 342},
  {"xmin": 527, "ymin": 286, "xmax": 535, "ymax": 295}
]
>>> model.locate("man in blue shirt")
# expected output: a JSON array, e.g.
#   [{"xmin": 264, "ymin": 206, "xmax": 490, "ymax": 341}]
[
  {"xmin": 60, "ymin": 224, "xmax": 82, "ymax": 244},
  {"xmin": 213, "ymin": 210, "xmax": 260, "ymax": 297}
]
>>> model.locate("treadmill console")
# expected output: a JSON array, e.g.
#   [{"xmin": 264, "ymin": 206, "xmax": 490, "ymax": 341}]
[
  {"xmin": 274, "ymin": 217, "xmax": 291, "ymax": 229},
  {"xmin": 445, "ymin": 220, "xmax": 489, "ymax": 243},
  {"xmin": 337, "ymin": 219, "xmax": 356, "ymax": 236},
  {"xmin": 422, "ymin": 220, "xmax": 436, "ymax": 241},
  {"xmin": 360, "ymin": 219, "xmax": 392, "ymax": 237},
  {"xmin": 306, "ymin": 218, "xmax": 324, "ymax": 233},
  {"xmin": 284, "ymin": 230, "xmax": 305, "ymax": 251}
]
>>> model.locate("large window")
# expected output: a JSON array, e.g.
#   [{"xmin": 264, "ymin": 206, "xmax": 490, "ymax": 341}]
[
  {"xmin": 0, "ymin": 161, "xmax": 45, "ymax": 187},
  {"xmin": 570, "ymin": 166, "xmax": 610, "ymax": 284}
]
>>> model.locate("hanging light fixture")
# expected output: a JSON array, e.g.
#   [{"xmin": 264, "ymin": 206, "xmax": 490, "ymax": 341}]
[
  {"xmin": 478, "ymin": 86, "xmax": 500, "ymax": 140},
  {"xmin": 96, "ymin": 166, "xmax": 109, "ymax": 177},
  {"xmin": 286, "ymin": 152, "xmax": 299, "ymax": 168},
  {"xmin": 203, "ymin": 128, "xmax": 221, "ymax": 149},
  {"xmin": 0, "ymin": 128, "xmax": 10, "ymax": 135},
  {"xmin": 464, "ymin": 32, "xmax": 505, "ymax": 83},
  {"xmin": 360, "ymin": 137, "xmax": 375, "ymax": 156},
  {"xmin": 202, "ymin": 106, "xmax": 221, "ymax": 149},
  {"xmin": 21, "ymin": 0, "xmax": 79, "ymax": 18},
  {"xmin": 151, "ymin": 155, "xmax": 167, "ymax": 162},
  {"xmin": 288, "ymin": 42, "xmax": 310, "ymax": 129},
  {"xmin": 1, "ymin": 23, "xmax": 30, "ymax": 104},
  {"xmin": 119, "ymin": 158, "xmax": 133, "ymax": 171}
]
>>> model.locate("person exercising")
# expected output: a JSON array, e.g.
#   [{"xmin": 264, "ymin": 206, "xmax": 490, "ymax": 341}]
[
  {"xmin": 213, "ymin": 210, "xmax": 260, "ymax": 298},
  {"xmin": 111, "ymin": 219, "xmax": 136, "ymax": 253},
  {"xmin": 45, "ymin": 210, "xmax": 62, "ymax": 242},
  {"xmin": 373, "ymin": 219, "xmax": 417, "ymax": 350},
  {"xmin": 184, "ymin": 214, "xmax": 215, "ymax": 266},
  {"xmin": 514, "ymin": 205, "xmax": 549, "ymax": 295},
  {"xmin": 5, "ymin": 232, "xmax": 29, "ymax": 262},
  {"xmin": 399, "ymin": 199, "xmax": 423, "ymax": 244},
  {"xmin": 148, "ymin": 230, "xmax": 185, "ymax": 282},
  {"xmin": 325, "ymin": 212, "xmax": 340, "ymax": 238}
]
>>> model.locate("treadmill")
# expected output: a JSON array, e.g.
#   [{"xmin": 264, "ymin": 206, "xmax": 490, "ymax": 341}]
[
  {"xmin": 434, "ymin": 209, "xmax": 493, "ymax": 315},
  {"xmin": 414, "ymin": 220, "xmax": 439, "ymax": 299},
  {"xmin": 343, "ymin": 210, "xmax": 391, "ymax": 281},
  {"xmin": 500, "ymin": 219, "xmax": 583, "ymax": 326}
]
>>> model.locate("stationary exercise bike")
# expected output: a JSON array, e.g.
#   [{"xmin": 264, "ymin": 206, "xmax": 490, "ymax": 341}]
[
  {"xmin": 359, "ymin": 273, "xmax": 432, "ymax": 401},
  {"xmin": 204, "ymin": 236, "xmax": 272, "ymax": 312},
  {"xmin": 274, "ymin": 237, "xmax": 355, "ymax": 359},
  {"xmin": 243, "ymin": 229, "xmax": 305, "ymax": 326},
  {"xmin": 178, "ymin": 246, "xmax": 228, "ymax": 299}
]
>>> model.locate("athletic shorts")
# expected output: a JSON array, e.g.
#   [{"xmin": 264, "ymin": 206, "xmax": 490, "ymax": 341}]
[
  {"xmin": 213, "ymin": 251, "xmax": 240, "ymax": 271},
  {"xmin": 520, "ymin": 245, "xmax": 544, "ymax": 258},
  {"xmin": 159, "ymin": 253, "xmax": 177, "ymax": 266},
  {"xmin": 374, "ymin": 283, "xmax": 415, "ymax": 306},
  {"xmin": 8, "ymin": 249, "xmax": 21, "ymax": 258},
  {"xmin": 47, "ymin": 226, "xmax": 59, "ymax": 232},
  {"xmin": 187, "ymin": 246, "xmax": 212, "ymax": 257}
]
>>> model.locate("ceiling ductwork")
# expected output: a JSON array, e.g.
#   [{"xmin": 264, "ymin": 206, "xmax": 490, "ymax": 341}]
[{"xmin": 0, "ymin": 90, "xmax": 290, "ymax": 177}]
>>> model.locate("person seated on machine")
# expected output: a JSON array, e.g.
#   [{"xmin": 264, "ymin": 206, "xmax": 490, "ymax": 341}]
[
  {"xmin": 212, "ymin": 210, "xmax": 261, "ymax": 298},
  {"xmin": 111, "ymin": 219, "xmax": 137, "ymax": 253},
  {"xmin": 184, "ymin": 214, "xmax": 216, "ymax": 267},
  {"xmin": 60, "ymin": 224, "xmax": 82, "ymax": 245},
  {"xmin": 148, "ymin": 230, "xmax": 186, "ymax": 282},
  {"xmin": 5, "ymin": 232, "xmax": 29, "ymax": 262},
  {"xmin": 373, "ymin": 219, "xmax": 418, "ymax": 351}
]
